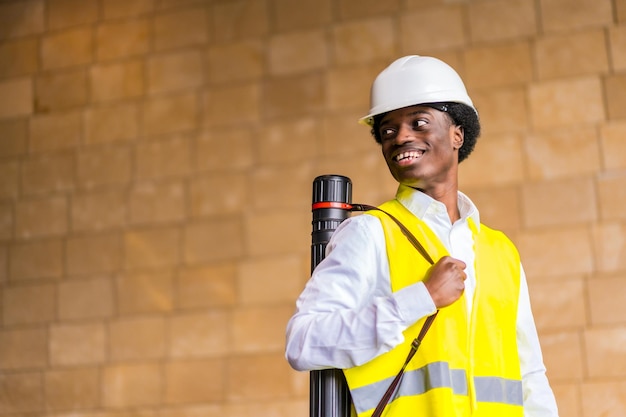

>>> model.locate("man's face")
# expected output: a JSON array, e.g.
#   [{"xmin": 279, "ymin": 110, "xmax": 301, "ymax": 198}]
[{"xmin": 378, "ymin": 105, "xmax": 463, "ymax": 193}]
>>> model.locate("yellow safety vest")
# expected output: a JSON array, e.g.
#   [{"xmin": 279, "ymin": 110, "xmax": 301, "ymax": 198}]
[{"xmin": 343, "ymin": 199, "xmax": 524, "ymax": 417}]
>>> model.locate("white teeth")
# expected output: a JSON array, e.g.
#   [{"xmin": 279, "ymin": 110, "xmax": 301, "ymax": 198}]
[{"xmin": 395, "ymin": 150, "xmax": 423, "ymax": 161}]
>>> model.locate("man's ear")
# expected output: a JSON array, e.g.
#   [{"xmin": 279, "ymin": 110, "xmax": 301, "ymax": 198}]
[{"xmin": 452, "ymin": 124, "xmax": 464, "ymax": 150}]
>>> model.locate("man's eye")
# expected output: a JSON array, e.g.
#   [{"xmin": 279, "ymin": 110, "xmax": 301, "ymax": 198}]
[
  {"xmin": 413, "ymin": 119, "xmax": 427, "ymax": 129},
  {"xmin": 381, "ymin": 128, "xmax": 396, "ymax": 137}
]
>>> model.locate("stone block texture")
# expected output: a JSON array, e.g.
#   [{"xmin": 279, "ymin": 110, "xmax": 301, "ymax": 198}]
[{"xmin": 0, "ymin": 0, "xmax": 624, "ymax": 416}]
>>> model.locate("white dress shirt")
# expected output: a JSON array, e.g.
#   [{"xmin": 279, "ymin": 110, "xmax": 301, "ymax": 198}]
[{"xmin": 285, "ymin": 185, "xmax": 559, "ymax": 416}]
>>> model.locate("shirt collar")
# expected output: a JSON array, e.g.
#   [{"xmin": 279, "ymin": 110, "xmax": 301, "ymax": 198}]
[{"xmin": 395, "ymin": 184, "xmax": 481, "ymax": 230}]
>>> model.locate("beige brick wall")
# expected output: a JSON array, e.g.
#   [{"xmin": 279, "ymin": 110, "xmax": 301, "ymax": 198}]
[{"xmin": 0, "ymin": 0, "xmax": 625, "ymax": 415}]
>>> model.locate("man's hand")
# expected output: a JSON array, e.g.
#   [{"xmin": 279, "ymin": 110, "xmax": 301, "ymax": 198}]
[{"xmin": 423, "ymin": 256, "xmax": 467, "ymax": 308}]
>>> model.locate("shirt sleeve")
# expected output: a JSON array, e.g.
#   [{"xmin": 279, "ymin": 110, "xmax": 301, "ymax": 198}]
[
  {"xmin": 285, "ymin": 214, "xmax": 436, "ymax": 371},
  {"xmin": 517, "ymin": 265, "xmax": 560, "ymax": 416}
]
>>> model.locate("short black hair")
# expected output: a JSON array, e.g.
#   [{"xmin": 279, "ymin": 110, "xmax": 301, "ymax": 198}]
[{"xmin": 369, "ymin": 102, "xmax": 481, "ymax": 163}]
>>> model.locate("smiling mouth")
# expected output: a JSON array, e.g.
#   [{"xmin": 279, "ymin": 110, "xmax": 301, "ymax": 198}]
[{"xmin": 394, "ymin": 150, "xmax": 424, "ymax": 163}]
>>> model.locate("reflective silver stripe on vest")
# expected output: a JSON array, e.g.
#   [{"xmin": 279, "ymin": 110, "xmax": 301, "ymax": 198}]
[{"xmin": 350, "ymin": 361, "xmax": 522, "ymax": 414}]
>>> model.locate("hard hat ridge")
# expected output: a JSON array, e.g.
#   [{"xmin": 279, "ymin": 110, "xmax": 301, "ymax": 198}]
[{"xmin": 359, "ymin": 55, "xmax": 476, "ymax": 126}]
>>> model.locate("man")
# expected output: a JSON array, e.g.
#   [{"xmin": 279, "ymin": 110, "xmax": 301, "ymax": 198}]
[{"xmin": 285, "ymin": 55, "xmax": 559, "ymax": 416}]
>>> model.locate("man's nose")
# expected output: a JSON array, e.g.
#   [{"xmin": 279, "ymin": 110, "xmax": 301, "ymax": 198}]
[{"xmin": 394, "ymin": 123, "xmax": 415, "ymax": 144}]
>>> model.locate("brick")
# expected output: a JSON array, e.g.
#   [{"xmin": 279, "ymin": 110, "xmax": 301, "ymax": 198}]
[
  {"xmin": 176, "ymin": 263, "xmax": 237, "ymax": 309},
  {"xmin": 10, "ymin": 239, "xmax": 64, "ymax": 281},
  {"xmin": 66, "ymin": 233, "xmax": 122, "ymax": 276},
  {"xmin": 0, "ymin": 117, "xmax": 27, "ymax": 158},
  {"xmin": 468, "ymin": 0, "xmax": 537, "ymax": 43},
  {"xmin": 103, "ymin": 363, "xmax": 162, "ymax": 407},
  {"xmin": 44, "ymin": 367, "xmax": 99, "ymax": 410},
  {"xmin": 48, "ymin": 0, "xmax": 98, "ymax": 30},
  {"xmin": 588, "ymin": 275, "xmax": 626, "ymax": 325},
  {"xmin": 96, "ymin": 18, "xmax": 151, "ymax": 61},
  {"xmin": 129, "ymin": 180, "xmax": 185, "ymax": 224},
  {"xmin": 15, "ymin": 196, "xmax": 68, "ymax": 238},
  {"xmin": 539, "ymin": 331, "xmax": 584, "ymax": 380},
  {"xmin": 90, "ymin": 59, "xmax": 144, "ymax": 102},
  {"xmin": 597, "ymin": 173, "xmax": 626, "ymax": 221},
  {"xmin": 619, "ymin": 0, "xmax": 626, "ymax": 23},
  {"xmin": 245, "ymin": 210, "xmax": 309, "ymax": 257},
  {"xmin": 232, "ymin": 306, "xmax": 293, "ymax": 353},
  {"xmin": 525, "ymin": 127, "xmax": 601, "ymax": 180},
  {"xmin": 190, "ymin": 173, "xmax": 247, "ymax": 217},
  {"xmin": 168, "ymin": 311, "xmax": 230, "ymax": 358},
  {"xmin": 116, "ymin": 270, "xmax": 174, "ymax": 314},
  {"xmin": 464, "ymin": 41, "xmax": 533, "ymax": 89},
  {"xmin": 35, "ymin": 68, "xmax": 87, "ymax": 111},
  {"xmin": 551, "ymin": 384, "xmax": 580, "ymax": 417},
  {"xmin": 268, "ymin": 30, "xmax": 327, "ymax": 76},
  {"xmin": 333, "ymin": 18, "xmax": 395, "ymax": 66},
  {"xmin": 84, "ymin": 102, "xmax": 139, "ymax": 144},
  {"xmin": 539, "ymin": 0, "xmax": 612, "ymax": 33},
  {"xmin": 0, "ymin": 245, "xmax": 6, "ymax": 283},
  {"xmin": 136, "ymin": 135, "xmax": 192, "ymax": 179},
  {"xmin": 212, "ymin": 0, "xmax": 269, "ymax": 42},
  {"xmin": 592, "ymin": 223, "xmax": 626, "ymax": 273},
  {"xmin": 3, "ymin": 283, "xmax": 56, "ymax": 325},
  {"xmin": 610, "ymin": 25, "xmax": 626, "ymax": 72},
  {"xmin": 71, "ymin": 189, "xmax": 127, "ymax": 232},
  {"xmin": 584, "ymin": 327, "xmax": 626, "ymax": 377},
  {"xmin": 102, "ymin": 0, "xmax": 155, "ymax": 19},
  {"xmin": 29, "ymin": 110, "xmax": 81, "ymax": 152},
  {"xmin": 605, "ymin": 73, "xmax": 626, "ymax": 120},
  {"xmin": 124, "ymin": 227, "xmax": 180, "ymax": 269},
  {"xmin": 226, "ymin": 353, "xmax": 295, "ymax": 401},
  {"xmin": 0, "ymin": 327, "xmax": 47, "ymax": 370},
  {"xmin": 207, "ymin": 40, "xmax": 264, "ymax": 84},
  {"xmin": 272, "ymin": 0, "xmax": 331, "ymax": 32},
  {"xmin": 337, "ymin": 0, "xmax": 400, "ymax": 19},
  {"xmin": 529, "ymin": 278, "xmax": 586, "ymax": 330},
  {"xmin": 203, "ymin": 83, "xmax": 260, "ymax": 126},
  {"xmin": 153, "ymin": 6, "xmax": 209, "ymax": 51},
  {"xmin": 471, "ymin": 87, "xmax": 529, "ymax": 134},
  {"xmin": 159, "ymin": 404, "xmax": 222, "ymax": 417},
  {"xmin": 21, "ymin": 152, "xmax": 75, "ymax": 195},
  {"xmin": 250, "ymin": 164, "xmax": 312, "ymax": 210},
  {"xmin": 183, "ymin": 219, "xmax": 243, "ymax": 264},
  {"xmin": 165, "ymin": 359, "xmax": 224, "ymax": 404},
  {"xmin": 147, "ymin": 49, "xmax": 204, "ymax": 94},
  {"xmin": 0, "ymin": 203, "xmax": 12, "ymax": 240},
  {"xmin": 0, "ymin": 0, "xmax": 44, "ymax": 39},
  {"xmin": 109, "ymin": 316, "xmax": 165, "ymax": 361},
  {"xmin": 238, "ymin": 255, "xmax": 304, "ymax": 305},
  {"xmin": 464, "ymin": 186, "xmax": 521, "ymax": 235},
  {"xmin": 458, "ymin": 133, "xmax": 524, "ymax": 187},
  {"xmin": 41, "ymin": 27, "xmax": 93, "ymax": 70},
  {"xmin": 535, "ymin": 29, "xmax": 609, "ymax": 80},
  {"xmin": 0, "ymin": 77, "xmax": 32, "ymax": 118},
  {"xmin": 142, "ymin": 93, "xmax": 198, "ymax": 136},
  {"xmin": 262, "ymin": 73, "xmax": 323, "ymax": 120},
  {"xmin": 77, "ymin": 145, "xmax": 132, "ymax": 188},
  {"xmin": 529, "ymin": 77, "xmax": 605, "ymax": 129},
  {"xmin": 600, "ymin": 121, "xmax": 626, "ymax": 170},
  {"xmin": 522, "ymin": 178, "xmax": 596, "ymax": 227},
  {"xmin": 326, "ymin": 65, "xmax": 377, "ymax": 112},
  {"xmin": 0, "ymin": 372, "xmax": 43, "ymax": 413},
  {"xmin": 582, "ymin": 381, "xmax": 626, "ymax": 416},
  {"xmin": 58, "ymin": 278, "xmax": 114, "ymax": 320},
  {"xmin": 0, "ymin": 37, "xmax": 38, "ymax": 78},
  {"xmin": 195, "ymin": 128, "xmax": 254, "ymax": 172},
  {"xmin": 320, "ymin": 111, "xmax": 376, "ymax": 157},
  {"xmin": 400, "ymin": 7, "xmax": 465, "ymax": 54},
  {"xmin": 516, "ymin": 227, "xmax": 593, "ymax": 278},
  {"xmin": 50, "ymin": 322, "xmax": 106, "ymax": 366}
]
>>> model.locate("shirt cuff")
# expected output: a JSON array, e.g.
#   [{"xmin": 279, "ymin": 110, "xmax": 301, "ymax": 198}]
[{"xmin": 392, "ymin": 281, "xmax": 437, "ymax": 326}]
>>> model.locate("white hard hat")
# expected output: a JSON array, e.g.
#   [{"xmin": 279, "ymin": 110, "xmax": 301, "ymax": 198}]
[{"xmin": 359, "ymin": 55, "xmax": 476, "ymax": 126}]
